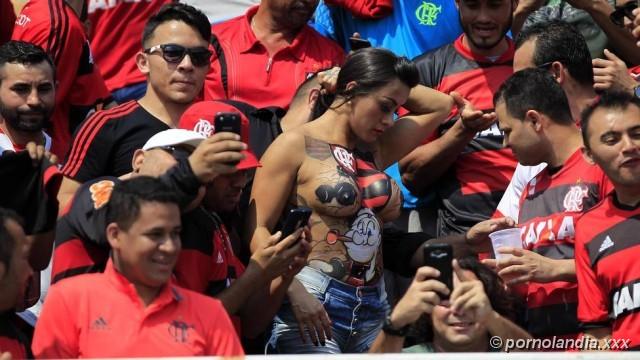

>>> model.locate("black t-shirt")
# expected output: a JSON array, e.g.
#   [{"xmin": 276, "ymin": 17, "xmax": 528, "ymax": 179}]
[
  {"xmin": 0, "ymin": 151, "xmax": 61, "ymax": 234},
  {"xmin": 61, "ymin": 101, "xmax": 170, "ymax": 182}
]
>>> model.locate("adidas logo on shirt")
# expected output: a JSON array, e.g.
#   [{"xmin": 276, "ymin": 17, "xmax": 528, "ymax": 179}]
[
  {"xmin": 599, "ymin": 235, "xmax": 615, "ymax": 253},
  {"xmin": 90, "ymin": 316, "xmax": 109, "ymax": 331},
  {"xmin": 216, "ymin": 252, "xmax": 224, "ymax": 264}
]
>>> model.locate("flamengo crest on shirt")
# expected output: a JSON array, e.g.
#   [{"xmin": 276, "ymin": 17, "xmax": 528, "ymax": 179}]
[{"xmin": 415, "ymin": 1, "xmax": 442, "ymax": 26}]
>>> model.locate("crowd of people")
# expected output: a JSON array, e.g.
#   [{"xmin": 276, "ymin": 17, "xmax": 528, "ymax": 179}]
[{"xmin": 1, "ymin": 0, "xmax": 640, "ymax": 357}]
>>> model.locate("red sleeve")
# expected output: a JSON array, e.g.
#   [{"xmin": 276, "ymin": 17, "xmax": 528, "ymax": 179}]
[
  {"xmin": 206, "ymin": 300, "xmax": 245, "ymax": 356},
  {"xmin": 32, "ymin": 284, "xmax": 80, "ymax": 358},
  {"xmin": 575, "ymin": 217, "xmax": 610, "ymax": 324},
  {"xmin": 325, "ymin": 0, "xmax": 393, "ymax": 18},
  {"xmin": 173, "ymin": 250, "xmax": 213, "ymax": 294}
]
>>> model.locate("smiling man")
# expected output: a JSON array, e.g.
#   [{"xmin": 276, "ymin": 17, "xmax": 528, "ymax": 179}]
[
  {"xmin": 33, "ymin": 177, "xmax": 244, "ymax": 357},
  {"xmin": 57, "ymin": 3, "xmax": 212, "ymax": 210},
  {"xmin": 400, "ymin": 0, "xmax": 518, "ymax": 237},
  {"xmin": 575, "ymin": 91, "xmax": 640, "ymax": 350}
]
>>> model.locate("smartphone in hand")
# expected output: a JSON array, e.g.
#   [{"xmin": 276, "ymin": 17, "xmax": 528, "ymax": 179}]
[
  {"xmin": 280, "ymin": 207, "xmax": 312, "ymax": 240},
  {"xmin": 214, "ymin": 112, "xmax": 241, "ymax": 135},
  {"xmin": 349, "ymin": 37, "xmax": 372, "ymax": 51},
  {"xmin": 423, "ymin": 243, "xmax": 453, "ymax": 299}
]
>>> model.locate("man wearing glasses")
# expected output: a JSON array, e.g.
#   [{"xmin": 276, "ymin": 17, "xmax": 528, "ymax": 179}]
[{"xmin": 57, "ymin": 3, "xmax": 212, "ymax": 211}]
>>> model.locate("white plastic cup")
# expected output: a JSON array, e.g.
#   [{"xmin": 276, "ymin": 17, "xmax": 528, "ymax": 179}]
[{"xmin": 489, "ymin": 228, "xmax": 523, "ymax": 260}]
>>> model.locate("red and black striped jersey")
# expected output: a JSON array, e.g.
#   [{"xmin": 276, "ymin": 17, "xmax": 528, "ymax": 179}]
[
  {"xmin": 576, "ymin": 194, "xmax": 640, "ymax": 349},
  {"xmin": 174, "ymin": 207, "xmax": 245, "ymax": 298},
  {"xmin": 61, "ymin": 101, "xmax": 170, "ymax": 182},
  {"xmin": 518, "ymin": 149, "xmax": 612, "ymax": 338},
  {"xmin": 0, "ymin": 313, "xmax": 31, "ymax": 359},
  {"xmin": 413, "ymin": 35, "xmax": 517, "ymax": 235},
  {"xmin": 12, "ymin": 0, "xmax": 111, "ymax": 157}
]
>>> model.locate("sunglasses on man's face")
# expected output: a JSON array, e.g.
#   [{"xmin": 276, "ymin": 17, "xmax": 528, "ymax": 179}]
[
  {"xmin": 159, "ymin": 145, "xmax": 194, "ymax": 159},
  {"xmin": 610, "ymin": 1, "xmax": 637, "ymax": 27},
  {"xmin": 144, "ymin": 43, "xmax": 212, "ymax": 67}
]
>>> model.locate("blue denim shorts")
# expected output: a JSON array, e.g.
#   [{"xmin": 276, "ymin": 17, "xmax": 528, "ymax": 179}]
[{"xmin": 268, "ymin": 266, "xmax": 390, "ymax": 354}]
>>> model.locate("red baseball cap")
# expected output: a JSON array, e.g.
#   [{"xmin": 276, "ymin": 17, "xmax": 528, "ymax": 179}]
[{"xmin": 179, "ymin": 101, "xmax": 261, "ymax": 170}]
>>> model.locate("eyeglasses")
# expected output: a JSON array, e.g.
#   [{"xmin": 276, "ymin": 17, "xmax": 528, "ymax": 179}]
[
  {"xmin": 143, "ymin": 44, "xmax": 212, "ymax": 67},
  {"xmin": 159, "ymin": 145, "xmax": 194, "ymax": 158},
  {"xmin": 610, "ymin": 1, "xmax": 637, "ymax": 27},
  {"xmin": 536, "ymin": 61, "xmax": 556, "ymax": 69}
]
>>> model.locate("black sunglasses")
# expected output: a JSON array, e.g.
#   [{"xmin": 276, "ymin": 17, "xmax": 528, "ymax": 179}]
[
  {"xmin": 610, "ymin": 1, "xmax": 637, "ymax": 27},
  {"xmin": 160, "ymin": 145, "xmax": 194, "ymax": 158},
  {"xmin": 144, "ymin": 43, "xmax": 212, "ymax": 67}
]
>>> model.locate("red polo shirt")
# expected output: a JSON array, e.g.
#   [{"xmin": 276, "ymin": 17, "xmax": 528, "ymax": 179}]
[
  {"xmin": 33, "ymin": 260, "xmax": 244, "ymax": 358},
  {"xmin": 205, "ymin": 5, "xmax": 345, "ymax": 109}
]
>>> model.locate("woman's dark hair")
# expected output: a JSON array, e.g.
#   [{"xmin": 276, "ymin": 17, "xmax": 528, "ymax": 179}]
[
  {"xmin": 409, "ymin": 256, "xmax": 517, "ymax": 343},
  {"xmin": 334, "ymin": 48, "xmax": 419, "ymax": 103}
]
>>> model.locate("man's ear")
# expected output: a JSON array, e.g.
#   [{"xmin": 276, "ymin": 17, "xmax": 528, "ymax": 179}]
[
  {"xmin": 345, "ymin": 81, "xmax": 358, "ymax": 92},
  {"xmin": 550, "ymin": 61, "xmax": 565, "ymax": 84},
  {"xmin": 308, "ymin": 88, "xmax": 321, "ymax": 108},
  {"xmin": 131, "ymin": 149, "xmax": 145, "ymax": 173},
  {"xmin": 106, "ymin": 223, "xmax": 122, "ymax": 250},
  {"xmin": 136, "ymin": 52, "xmax": 150, "ymax": 76},
  {"xmin": 525, "ymin": 109, "xmax": 544, "ymax": 131},
  {"xmin": 582, "ymin": 146, "xmax": 596, "ymax": 165}
]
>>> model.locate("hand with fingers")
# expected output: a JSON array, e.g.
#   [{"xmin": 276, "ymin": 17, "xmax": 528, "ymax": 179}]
[
  {"xmin": 316, "ymin": 67, "xmax": 341, "ymax": 94},
  {"xmin": 25, "ymin": 142, "xmax": 58, "ymax": 166},
  {"xmin": 465, "ymin": 217, "xmax": 517, "ymax": 253},
  {"xmin": 389, "ymin": 266, "xmax": 450, "ymax": 329},
  {"xmin": 250, "ymin": 227, "xmax": 311, "ymax": 282},
  {"xmin": 482, "ymin": 247, "xmax": 557, "ymax": 285},
  {"xmin": 0, "ymin": 352, "xmax": 11, "ymax": 360},
  {"xmin": 288, "ymin": 284, "xmax": 333, "ymax": 346},
  {"xmin": 592, "ymin": 49, "xmax": 637, "ymax": 94},
  {"xmin": 188, "ymin": 132, "xmax": 247, "ymax": 183},
  {"xmin": 450, "ymin": 91, "xmax": 496, "ymax": 133},
  {"xmin": 449, "ymin": 260, "xmax": 493, "ymax": 324}
]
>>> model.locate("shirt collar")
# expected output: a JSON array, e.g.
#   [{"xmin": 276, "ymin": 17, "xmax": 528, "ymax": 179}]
[
  {"xmin": 239, "ymin": 5, "xmax": 308, "ymax": 62},
  {"xmin": 104, "ymin": 259, "xmax": 182, "ymax": 311},
  {"xmin": 454, "ymin": 34, "xmax": 514, "ymax": 65}
]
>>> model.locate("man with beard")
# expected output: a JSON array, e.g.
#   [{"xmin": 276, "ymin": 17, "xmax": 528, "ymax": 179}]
[
  {"xmin": 58, "ymin": 3, "xmax": 212, "ymax": 210},
  {"xmin": 400, "ymin": 0, "xmax": 518, "ymax": 237},
  {"xmin": 204, "ymin": 0, "xmax": 345, "ymax": 109},
  {"xmin": 0, "ymin": 41, "xmax": 54, "ymax": 153}
]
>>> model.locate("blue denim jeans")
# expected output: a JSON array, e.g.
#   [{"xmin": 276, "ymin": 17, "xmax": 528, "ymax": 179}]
[{"xmin": 268, "ymin": 266, "xmax": 389, "ymax": 354}]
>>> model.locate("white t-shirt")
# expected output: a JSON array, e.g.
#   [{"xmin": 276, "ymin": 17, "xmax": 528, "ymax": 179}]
[
  {"xmin": 180, "ymin": 0, "xmax": 260, "ymax": 24},
  {"xmin": 0, "ymin": 130, "xmax": 52, "ymax": 153},
  {"xmin": 496, "ymin": 162, "xmax": 547, "ymax": 222}
]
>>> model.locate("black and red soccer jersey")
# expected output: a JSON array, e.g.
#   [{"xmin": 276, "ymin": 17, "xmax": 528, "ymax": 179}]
[
  {"xmin": 413, "ymin": 35, "xmax": 517, "ymax": 235},
  {"xmin": 12, "ymin": 0, "xmax": 111, "ymax": 157},
  {"xmin": 0, "ymin": 313, "xmax": 32, "ymax": 359},
  {"xmin": 576, "ymin": 194, "xmax": 640, "ymax": 349},
  {"xmin": 88, "ymin": 0, "xmax": 170, "ymax": 92},
  {"xmin": 517, "ymin": 149, "xmax": 612, "ymax": 338},
  {"xmin": 52, "ymin": 177, "xmax": 115, "ymax": 284},
  {"xmin": 174, "ymin": 208, "xmax": 245, "ymax": 297},
  {"xmin": 61, "ymin": 101, "xmax": 170, "ymax": 182}
]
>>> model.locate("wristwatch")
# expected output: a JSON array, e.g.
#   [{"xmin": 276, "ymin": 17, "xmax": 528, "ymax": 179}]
[{"xmin": 382, "ymin": 314, "xmax": 410, "ymax": 337}]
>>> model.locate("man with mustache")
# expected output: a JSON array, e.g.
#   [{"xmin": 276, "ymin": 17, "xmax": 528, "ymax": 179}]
[
  {"xmin": 205, "ymin": 0, "xmax": 345, "ymax": 109},
  {"xmin": 401, "ymin": 0, "xmax": 518, "ymax": 237},
  {"xmin": 0, "ymin": 41, "xmax": 54, "ymax": 154}
]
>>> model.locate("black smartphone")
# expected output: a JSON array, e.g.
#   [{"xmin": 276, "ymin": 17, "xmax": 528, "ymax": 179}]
[
  {"xmin": 423, "ymin": 243, "xmax": 453, "ymax": 298},
  {"xmin": 349, "ymin": 37, "xmax": 372, "ymax": 51},
  {"xmin": 280, "ymin": 207, "xmax": 312, "ymax": 240},
  {"xmin": 214, "ymin": 112, "xmax": 241, "ymax": 135}
]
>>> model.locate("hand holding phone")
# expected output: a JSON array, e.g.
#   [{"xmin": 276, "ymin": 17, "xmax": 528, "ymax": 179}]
[
  {"xmin": 214, "ymin": 112, "xmax": 241, "ymax": 135},
  {"xmin": 281, "ymin": 207, "xmax": 312, "ymax": 240},
  {"xmin": 423, "ymin": 243, "xmax": 453, "ymax": 299}
]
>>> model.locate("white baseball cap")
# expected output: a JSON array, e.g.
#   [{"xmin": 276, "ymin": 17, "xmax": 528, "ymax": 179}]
[{"xmin": 142, "ymin": 129, "xmax": 205, "ymax": 151}]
